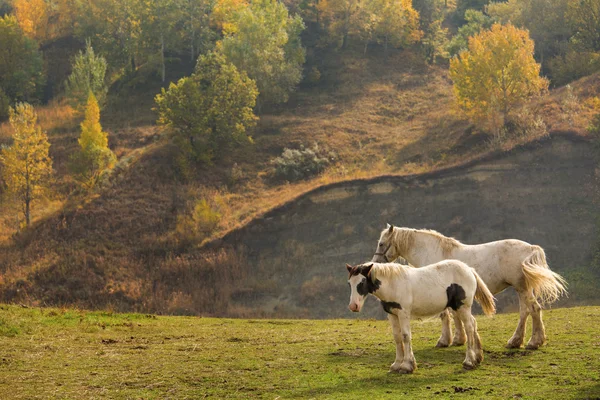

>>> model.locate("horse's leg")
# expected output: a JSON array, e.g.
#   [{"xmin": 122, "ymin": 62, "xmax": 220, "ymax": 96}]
[
  {"xmin": 395, "ymin": 312, "xmax": 417, "ymax": 374},
  {"xmin": 526, "ymin": 293, "xmax": 547, "ymax": 350},
  {"xmin": 388, "ymin": 314, "xmax": 405, "ymax": 372},
  {"xmin": 436, "ymin": 309, "xmax": 453, "ymax": 348},
  {"xmin": 451, "ymin": 309, "xmax": 467, "ymax": 346},
  {"xmin": 457, "ymin": 307, "xmax": 479, "ymax": 369},
  {"xmin": 506, "ymin": 290, "xmax": 530, "ymax": 348}
]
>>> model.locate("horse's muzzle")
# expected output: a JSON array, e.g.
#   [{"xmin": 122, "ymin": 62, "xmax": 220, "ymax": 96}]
[{"xmin": 348, "ymin": 303, "xmax": 360, "ymax": 312}]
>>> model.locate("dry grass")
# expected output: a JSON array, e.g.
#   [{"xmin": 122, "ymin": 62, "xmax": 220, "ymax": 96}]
[{"xmin": 1, "ymin": 49, "xmax": 599, "ymax": 314}]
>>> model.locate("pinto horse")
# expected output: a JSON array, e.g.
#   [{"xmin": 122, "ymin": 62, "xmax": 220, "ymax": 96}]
[
  {"xmin": 346, "ymin": 260, "xmax": 496, "ymax": 373},
  {"xmin": 372, "ymin": 225, "xmax": 567, "ymax": 349}
]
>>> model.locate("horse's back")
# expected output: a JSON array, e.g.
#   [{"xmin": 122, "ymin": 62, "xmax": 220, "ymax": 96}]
[
  {"xmin": 409, "ymin": 260, "xmax": 477, "ymax": 316},
  {"xmin": 454, "ymin": 239, "xmax": 541, "ymax": 293}
]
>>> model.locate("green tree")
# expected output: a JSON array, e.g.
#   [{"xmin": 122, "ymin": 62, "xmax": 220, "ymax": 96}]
[
  {"xmin": 155, "ymin": 52, "xmax": 258, "ymax": 162},
  {"xmin": 0, "ymin": 103, "xmax": 53, "ymax": 227},
  {"xmin": 221, "ymin": 0, "xmax": 305, "ymax": 108},
  {"xmin": 447, "ymin": 10, "xmax": 494, "ymax": 57},
  {"xmin": 449, "ymin": 24, "xmax": 548, "ymax": 132},
  {"xmin": 75, "ymin": 0, "xmax": 143, "ymax": 73},
  {"xmin": 567, "ymin": 0, "xmax": 600, "ymax": 52},
  {"xmin": 69, "ymin": 93, "xmax": 116, "ymax": 189},
  {"xmin": 65, "ymin": 40, "xmax": 108, "ymax": 109},
  {"xmin": 0, "ymin": 15, "xmax": 45, "ymax": 105}
]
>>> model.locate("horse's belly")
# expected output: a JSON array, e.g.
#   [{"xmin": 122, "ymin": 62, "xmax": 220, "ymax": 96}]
[{"xmin": 411, "ymin": 293, "xmax": 448, "ymax": 317}]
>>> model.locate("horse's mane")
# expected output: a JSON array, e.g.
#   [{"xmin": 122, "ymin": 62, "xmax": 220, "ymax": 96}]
[
  {"xmin": 418, "ymin": 229, "xmax": 462, "ymax": 254},
  {"xmin": 392, "ymin": 228, "xmax": 462, "ymax": 256},
  {"xmin": 370, "ymin": 262, "xmax": 410, "ymax": 281}
]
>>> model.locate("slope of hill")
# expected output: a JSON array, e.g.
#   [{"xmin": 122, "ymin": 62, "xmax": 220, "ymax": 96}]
[
  {"xmin": 0, "ymin": 305, "xmax": 599, "ymax": 398},
  {"xmin": 0, "ymin": 48, "xmax": 599, "ymax": 315}
]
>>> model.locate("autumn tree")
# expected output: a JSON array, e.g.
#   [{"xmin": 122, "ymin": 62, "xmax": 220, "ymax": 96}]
[
  {"xmin": 365, "ymin": 0, "xmax": 422, "ymax": 56},
  {"xmin": 449, "ymin": 24, "xmax": 548, "ymax": 133},
  {"xmin": 155, "ymin": 52, "xmax": 258, "ymax": 162},
  {"xmin": 65, "ymin": 40, "xmax": 108, "ymax": 109},
  {"xmin": 317, "ymin": 0, "xmax": 363, "ymax": 49},
  {"xmin": 69, "ymin": 93, "xmax": 116, "ymax": 189},
  {"xmin": 221, "ymin": 0, "xmax": 305, "ymax": 107},
  {"xmin": 12, "ymin": 0, "xmax": 48, "ymax": 42},
  {"xmin": 0, "ymin": 15, "xmax": 45, "ymax": 106},
  {"xmin": 0, "ymin": 103, "xmax": 53, "ymax": 227}
]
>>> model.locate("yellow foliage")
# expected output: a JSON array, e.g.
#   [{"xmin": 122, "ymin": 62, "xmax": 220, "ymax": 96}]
[
  {"xmin": 449, "ymin": 23, "xmax": 548, "ymax": 127},
  {"xmin": 0, "ymin": 103, "xmax": 53, "ymax": 226},
  {"xmin": 79, "ymin": 93, "xmax": 109, "ymax": 151},
  {"xmin": 13, "ymin": 0, "xmax": 48, "ymax": 42},
  {"xmin": 212, "ymin": 0, "xmax": 249, "ymax": 34}
]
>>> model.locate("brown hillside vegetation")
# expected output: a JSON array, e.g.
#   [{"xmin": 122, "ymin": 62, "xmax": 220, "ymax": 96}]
[{"xmin": 0, "ymin": 48, "xmax": 599, "ymax": 315}]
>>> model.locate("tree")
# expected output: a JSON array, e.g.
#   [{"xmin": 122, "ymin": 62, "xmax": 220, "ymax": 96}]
[
  {"xmin": 0, "ymin": 103, "xmax": 53, "ymax": 227},
  {"xmin": 317, "ymin": 0, "xmax": 363, "ymax": 49},
  {"xmin": 567, "ymin": 0, "xmax": 600, "ymax": 52},
  {"xmin": 0, "ymin": 15, "xmax": 45, "ymax": 105},
  {"xmin": 69, "ymin": 93, "xmax": 116, "ymax": 189},
  {"xmin": 449, "ymin": 24, "xmax": 548, "ymax": 131},
  {"xmin": 221, "ymin": 0, "xmax": 305, "ymax": 107},
  {"xmin": 447, "ymin": 10, "xmax": 494, "ymax": 57},
  {"xmin": 65, "ymin": 40, "xmax": 108, "ymax": 109},
  {"xmin": 155, "ymin": 52, "xmax": 258, "ymax": 162},
  {"xmin": 366, "ymin": 0, "xmax": 422, "ymax": 56},
  {"xmin": 12, "ymin": 0, "xmax": 48, "ymax": 42}
]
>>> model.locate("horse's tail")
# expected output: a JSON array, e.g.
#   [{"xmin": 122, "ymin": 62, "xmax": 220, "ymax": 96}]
[
  {"xmin": 522, "ymin": 245, "xmax": 567, "ymax": 305},
  {"xmin": 472, "ymin": 269, "xmax": 496, "ymax": 316}
]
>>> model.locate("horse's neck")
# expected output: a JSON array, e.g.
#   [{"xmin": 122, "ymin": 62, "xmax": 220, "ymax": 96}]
[{"xmin": 403, "ymin": 231, "xmax": 449, "ymax": 267}]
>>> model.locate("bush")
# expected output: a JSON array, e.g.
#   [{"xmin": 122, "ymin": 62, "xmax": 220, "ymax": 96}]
[
  {"xmin": 588, "ymin": 113, "xmax": 600, "ymax": 138},
  {"xmin": 174, "ymin": 198, "xmax": 222, "ymax": 245},
  {"xmin": 548, "ymin": 51, "xmax": 600, "ymax": 86},
  {"xmin": 504, "ymin": 108, "xmax": 548, "ymax": 139},
  {"xmin": 271, "ymin": 144, "xmax": 335, "ymax": 182}
]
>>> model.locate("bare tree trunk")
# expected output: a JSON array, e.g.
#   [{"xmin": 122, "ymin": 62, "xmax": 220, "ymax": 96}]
[
  {"xmin": 190, "ymin": 15, "xmax": 195, "ymax": 63},
  {"xmin": 161, "ymin": 33, "xmax": 166, "ymax": 83},
  {"xmin": 25, "ymin": 185, "xmax": 31, "ymax": 227}
]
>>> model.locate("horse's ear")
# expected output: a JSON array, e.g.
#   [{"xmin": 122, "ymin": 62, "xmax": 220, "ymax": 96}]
[
  {"xmin": 388, "ymin": 224, "xmax": 394, "ymax": 234},
  {"xmin": 362, "ymin": 263, "xmax": 373, "ymax": 278},
  {"xmin": 346, "ymin": 264, "xmax": 353, "ymax": 273}
]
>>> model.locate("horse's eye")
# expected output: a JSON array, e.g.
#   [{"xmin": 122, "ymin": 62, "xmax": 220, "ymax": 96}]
[{"xmin": 379, "ymin": 243, "xmax": 384, "ymax": 247}]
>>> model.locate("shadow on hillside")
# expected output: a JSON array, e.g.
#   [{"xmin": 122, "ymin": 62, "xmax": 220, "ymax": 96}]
[{"xmin": 260, "ymin": 48, "xmax": 431, "ymax": 123}]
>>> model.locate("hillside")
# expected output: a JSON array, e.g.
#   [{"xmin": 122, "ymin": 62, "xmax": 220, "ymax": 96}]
[
  {"xmin": 0, "ymin": 47, "xmax": 599, "ymax": 315},
  {"xmin": 0, "ymin": 305, "xmax": 599, "ymax": 398}
]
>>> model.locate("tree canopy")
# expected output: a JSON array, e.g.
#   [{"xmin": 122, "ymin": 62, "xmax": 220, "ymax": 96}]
[
  {"xmin": 155, "ymin": 52, "xmax": 258, "ymax": 162},
  {"xmin": 449, "ymin": 23, "xmax": 548, "ymax": 128},
  {"xmin": 0, "ymin": 103, "xmax": 53, "ymax": 227}
]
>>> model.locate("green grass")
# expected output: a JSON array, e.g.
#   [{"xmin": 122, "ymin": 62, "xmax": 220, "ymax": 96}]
[{"xmin": 0, "ymin": 305, "xmax": 599, "ymax": 399}]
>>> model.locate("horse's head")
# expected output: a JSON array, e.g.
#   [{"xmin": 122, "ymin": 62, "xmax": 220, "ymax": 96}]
[
  {"xmin": 372, "ymin": 223, "xmax": 397, "ymax": 263},
  {"xmin": 346, "ymin": 263, "xmax": 377, "ymax": 312}
]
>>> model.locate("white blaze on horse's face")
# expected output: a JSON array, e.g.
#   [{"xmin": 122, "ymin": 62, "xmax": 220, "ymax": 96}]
[
  {"xmin": 346, "ymin": 264, "xmax": 372, "ymax": 312},
  {"xmin": 372, "ymin": 223, "xmax": 395, "ymax": 263}
]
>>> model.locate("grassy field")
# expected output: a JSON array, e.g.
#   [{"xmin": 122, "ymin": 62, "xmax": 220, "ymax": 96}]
[{"xmin": 0, "ymin": 305, "xmax": 599, "ymax": 399}]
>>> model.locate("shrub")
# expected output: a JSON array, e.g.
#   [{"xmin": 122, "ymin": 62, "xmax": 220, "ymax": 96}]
[
  {"xmin": 588, "ymin": 113, "xmax": 600, "ymax": 138},
  {"xmin": 271, "ymin": 144, "xmax": 335, "ymax": 182},
  {"xmin": 174, "ymin": 198, "xmax": 222, "ymax": 245}
]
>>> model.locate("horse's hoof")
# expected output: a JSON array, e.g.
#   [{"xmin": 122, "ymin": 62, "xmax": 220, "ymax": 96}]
[
  {"xmin": 505, "ymin": 339, "xmax": 523, "ymax": 349},
  {"xmin": 436, "ymin": 341, "xmax": 450, "ymax": 348},
  {"xmin": 463, "ymin": 361, "xmax": 477, "ymax": 370},
  {"xmin": 451, "ymin": 340, "xmax": 466, "ymax": 347}
]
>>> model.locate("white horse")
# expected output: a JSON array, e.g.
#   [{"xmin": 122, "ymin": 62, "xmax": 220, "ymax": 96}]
[
  {"xmin": 346, "ymin": 260, "xmax": 496, "ymax": 373},
  {"xmin": 372, "ymin": 225, "xmax": 567, "ymax": 349}
]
